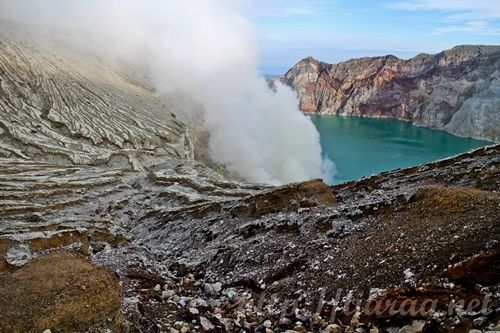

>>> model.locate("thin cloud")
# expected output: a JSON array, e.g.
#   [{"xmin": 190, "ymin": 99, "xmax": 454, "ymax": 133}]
[
  {"xmin": 389, "ymin": 0, "xmax": 500, "ymax": 35},
  {"xmin": 243, "ymin": 0, "xmax": 337, "ymax": 17},
  {"xmin": 431, "ymin": 20, "xmax": 500, "ymax": 36},
  {"xmin": 389, "ymin": 0, "xmax": 500, "ymax": 14}
]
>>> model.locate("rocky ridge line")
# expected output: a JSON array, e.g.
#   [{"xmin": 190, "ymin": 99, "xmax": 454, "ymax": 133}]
[{"xmin": 282, "ymin": 45, "xmax": 500, "ymax": 142}]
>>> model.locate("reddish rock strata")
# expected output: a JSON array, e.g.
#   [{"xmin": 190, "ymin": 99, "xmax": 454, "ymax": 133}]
[{"xmin": 282, "ymin": 46, "xmax": 500, "ymax": 142}]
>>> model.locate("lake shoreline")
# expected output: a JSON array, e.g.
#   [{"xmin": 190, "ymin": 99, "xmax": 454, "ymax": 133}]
[{"xmin": 310, "ymin": 114, "xmax": 492, "ymax": 184}]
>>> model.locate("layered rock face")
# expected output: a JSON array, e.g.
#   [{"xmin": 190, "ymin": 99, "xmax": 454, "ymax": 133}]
[
  {"xmin": 1, "ymin": 21, "xmax": 500, "ymax": 333},
  {"xmin": 283, "ymin": 45, "xmax": 500, "ymax": 142},
  {"xmin": 0, "ymin": 23, "xmax": 193, "ymax": 170}
]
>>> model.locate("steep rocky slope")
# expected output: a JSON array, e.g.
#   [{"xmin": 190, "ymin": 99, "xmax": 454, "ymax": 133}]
[
  {"xmin": 1, "ymin": 22, "xmax": 499, "ymax": 333},
  {"xmin": 282, "ymin": 45, "xmax": 500, "ymax": 142},
  {"xmin": 0, "ymin": 22, "xmax": 193, "ymax": 170}
]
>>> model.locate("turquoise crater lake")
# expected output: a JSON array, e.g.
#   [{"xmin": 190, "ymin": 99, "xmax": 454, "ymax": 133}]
[{"xmin": 310, "ymin": 115, "xmax": 492, "ymax": 184}]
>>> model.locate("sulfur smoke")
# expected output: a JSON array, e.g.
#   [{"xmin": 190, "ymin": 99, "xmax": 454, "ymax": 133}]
[{"xmin": 0, "ymin": 0, "xmax": 334, "ymax": 185}]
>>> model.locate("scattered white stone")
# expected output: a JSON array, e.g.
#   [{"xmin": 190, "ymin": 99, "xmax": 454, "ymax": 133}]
[
  {"xmin": 5, "ymin": 244, "xmax": 32, "ymax": 267},
  {"xmin": 42, "ymin": 330, "xmax": 51, "ymax": 333},
  {"xmin": 263, "ymin": 320, "xmax": 272, "ymax": 328},
  {"xmin": 153, "ymin": 284, "xmax": 161, "ymax": 291},
  {"xmin": 179, "ymin": 297, "xmax": 192, "ymax": 307},
  {"xmin": 162, "ymin": 290, "xmax": 175, "ymax": 300},
  {"xmin": 350, "ymin": 311, "xmax": 361, "ymax": 326},
  {"xmin": 203, "ymin": 282, "xmax": 222, "ymax": 296},
  {"xmin": 225, "ymin": 289, "xmax": 237, "ymax": 299},
  {"xmin": 403, "ymin": 268, "xmax": 416, "ymax": 286},
  {"xmin": 200, "ymin": 316, "xmax": 215, "ymax": 331},
  {"xmin": 173, "ymin": 321, "xmax": 184, "ymax": 329},
  {"xmin": 473, "ymin": 316, "xmax": 487, "ymax": 326},
  {"xmin": 490, "ymin": 321, "xmax": 500, "ymax": 330},
  {"xmin": 399, "ymin": 320, "xmax": 425, "ymax": 333},
  {"xmin": 191, "ymin": 297, "xmax": 207, "ymax": 308},
  {"xmin": 324, "ymin": 324, "xmax": 343, "ymax": 333},
  {"xmin": 368, "ymin": 288, "xmax": 386, "ymax": 300}
]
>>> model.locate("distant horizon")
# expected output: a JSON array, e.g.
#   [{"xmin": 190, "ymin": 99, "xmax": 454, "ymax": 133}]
[
  {"xmin": 259, "ymin": 47, "xmax": 421, "ymax": 75},
  {"xmin": 248, "ymin": 0, "xmax": 500, "ymax": 73},
  {"xmin": 258, "ymin": 43, "xmax": 499, "ymax": 75}
]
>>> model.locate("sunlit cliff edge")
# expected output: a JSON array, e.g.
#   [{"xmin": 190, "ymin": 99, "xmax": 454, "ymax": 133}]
[{"xmin": 282, "ymin": 46, "xmax": 500, "ymax": 142}]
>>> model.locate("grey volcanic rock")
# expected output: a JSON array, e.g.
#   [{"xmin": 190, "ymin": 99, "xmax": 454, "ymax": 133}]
[
  {"xmin": 0, "ymin": 22, "xmax": 192, "ymax": 170},
  {"xmin": 283, "ymin": 45, "xmax": 500, "ymax": 142},
  {"xmin": 1, "ymin": 21, "xmax": 499, "ymax": 332}
]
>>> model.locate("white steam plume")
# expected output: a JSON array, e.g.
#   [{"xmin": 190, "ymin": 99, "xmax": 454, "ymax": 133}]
[{"xmin": 0, "ymin": 0, "xmax": 334, "ymax": 185}]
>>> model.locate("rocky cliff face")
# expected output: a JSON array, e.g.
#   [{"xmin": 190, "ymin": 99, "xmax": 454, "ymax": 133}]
[
  {"xmin": 283, "ymin": 45, "xmax": 500, "ymax": 142},
  {"xmin": 1, "ymin": 22, "xmax": 500, "ymax": 333}
]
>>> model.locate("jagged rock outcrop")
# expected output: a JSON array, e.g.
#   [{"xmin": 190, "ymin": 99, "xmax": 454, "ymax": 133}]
[{"xmin": 282, "ymin": 45, "xmax": 500, "ymax": 142}]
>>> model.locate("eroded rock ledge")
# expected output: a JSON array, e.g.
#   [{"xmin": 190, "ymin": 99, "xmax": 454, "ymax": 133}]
[
  {"xmin": 0, "ymin": 22, "xmax": 192, "ymax": 170},
  {"xmin": 1, "ymin": 145, "xmax": 499, "ymax": 333}
]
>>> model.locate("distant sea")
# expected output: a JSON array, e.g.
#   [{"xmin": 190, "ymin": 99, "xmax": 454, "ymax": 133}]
[{"xmin": 259, "ymin": 66, "xmax": 289, "ymax": 77}]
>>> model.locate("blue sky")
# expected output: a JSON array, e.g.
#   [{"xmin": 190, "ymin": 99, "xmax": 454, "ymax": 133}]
[{"xmin": 243, "ymin": 0, "xmax": 500, "ymax": 72}]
